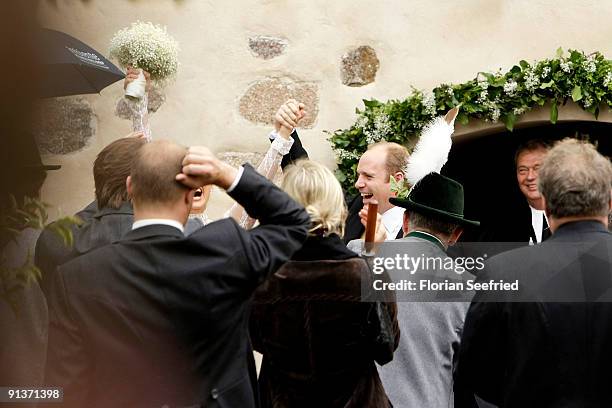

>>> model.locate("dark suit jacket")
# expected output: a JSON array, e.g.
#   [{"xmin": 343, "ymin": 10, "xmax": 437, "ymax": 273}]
[
  {"xmin": 280, "ymin": 130, "xmax": 309, "ymax": 170},
  {"xmin": 36, "ymin": 202, "xmax": 203, "ymax": 297},
  {"xmin": 344, "ymin": 195, "xmax": 366, "ymax": 243},
  {"xmin": 45, "ymin": 165, "xmax": 309, "ymax": 408},
  {"xmin": 454, "ymin": 221, "xmax": 612, "ymax": 408},
  {"xmin": 480, "ymin": 200, "xmax": 542, "ymax": 245}
]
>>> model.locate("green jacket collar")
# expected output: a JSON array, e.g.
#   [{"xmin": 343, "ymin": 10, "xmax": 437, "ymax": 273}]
[{"xmin": 406, "ymin": 231, "xmax": 446, "ymax": 253}]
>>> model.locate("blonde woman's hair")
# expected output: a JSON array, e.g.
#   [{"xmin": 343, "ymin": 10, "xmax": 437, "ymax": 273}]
[{"xmin": 282, "ymin": 160, "xmax": 347, "ymax": 237}]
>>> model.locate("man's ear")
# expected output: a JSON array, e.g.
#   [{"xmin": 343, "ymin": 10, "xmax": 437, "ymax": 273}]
[
  {"xmin": 126, "ymin": 176, "xmax": 133, "ymax": 198},
  {"xmin": 393, "ymin": 171, "xmax": 404, "ymax": 183},
  {"xmin": 185, "ymin": 188, "xmax": 195, "ymax": 206},
  {"xmin": 402, "ymin": 210, "xmax": 410, "ymax": 237},
  {"xmin": 448, "ymin": 226, "xmax": 464, "ymax": 246}
]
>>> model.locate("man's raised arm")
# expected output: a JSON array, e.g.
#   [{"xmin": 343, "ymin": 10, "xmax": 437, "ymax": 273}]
[{"xmin": 177, "ymin": 147, "xmax": 310, "ymax": 284}]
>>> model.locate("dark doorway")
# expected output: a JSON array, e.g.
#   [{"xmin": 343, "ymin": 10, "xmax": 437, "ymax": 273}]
[{"xmin": 442, "ymin": 121, "xmax": 612, "ymax": 241}]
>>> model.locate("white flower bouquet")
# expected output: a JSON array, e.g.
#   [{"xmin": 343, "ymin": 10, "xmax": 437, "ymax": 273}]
[{"xmin": 109, "ymin": 21, "xmax": 179, "ymax": 98}]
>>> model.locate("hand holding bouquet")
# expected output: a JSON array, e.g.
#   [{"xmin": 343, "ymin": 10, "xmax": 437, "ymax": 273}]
[{"xmin": 109, "ymin": 21, "xmax": 179, "ymax": 99}]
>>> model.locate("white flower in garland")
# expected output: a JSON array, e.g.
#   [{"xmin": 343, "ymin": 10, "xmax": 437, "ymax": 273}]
[
  {"xmin": 524, "ymin": 70, "xmax": 540, "ymax": 91},
  {"xmin": 489, "ymin": 106, "xmax": 501, "ymax": 122},
  {"xmin": 503, "ymin": 79, "xmax": 518, "ymax": 97},
  {"xmin": 513, "ymin": 107, "xmax": 526, "ymax": 115},
  {"xmin": 483, "ymin": 98, "xmax": 501, "ymax": 122},
  {"xmin": 477, "ymin": 90, "xmax": 489, "ymax": 104},
  {"xmin": 336, "ymin": 148, "xmax": 360, "ymax": 161},
  {"xmin": 541, "ymin": 66, "xmax": 551, "ymax": 79},
  {"xmin": 583, "ymin": 95, "xmax": 593, "ymax": 108},
  {"xmin": 374, "ymin": 113, "xmax": 392, "ymax": 133},
  {"xmin": 364, "ymin": 112, "xmax": 392, "ymax": 144},
  {"xmin": 422, "ymin": 91, "xmax": 436, "ymax": 116},
  {"xmin": 442, "ymin": 85, "xmax": 454, "ymax": 97},
  {"xmin": 364, "ymin": 133, "xmax": 376, "ymax": 145},
  {"xmin": 355, "ymin": 115, "xmax": 369, "ymax": 130},
  {"xmin": 603, "ymin": 72, "xmax": 612, "ymax": 88},
  {"xmin": 477, "ymin": 79, "xmax": 489, "ymax": 90},
  {"xmin": 560, "ymin": 61, "xmax": 573, "ymax": 73},
  {"xmin": 583, "ymin": 55, "xmax": 597, "ymax": 74}
]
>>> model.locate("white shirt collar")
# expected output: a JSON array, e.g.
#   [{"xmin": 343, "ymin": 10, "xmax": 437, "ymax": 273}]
[
  {"xmin": 132, "ymin": 219, "xmax": 185, "ymax": 233},
  {"xmin": 382, "ymin": 206, "xmax": 404, "ymax": 239},
  {"xmin": 529, "ymin": 206, "xmax": 548, "ymax": 244}
]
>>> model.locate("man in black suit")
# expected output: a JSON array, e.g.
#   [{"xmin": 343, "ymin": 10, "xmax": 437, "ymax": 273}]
[
  {"xmin": 36, "ymin": 136, "xmax": 203, "ymax": 297},
  {"xmin": 35, "ymin": 137, "xmax": 144, "ymax": 296},
  {"xmin": 275, "ymin": 101, "xmax": 409, "ymax": 243},
  {"xmin": 484, "ymin": 139, "xmax": 551, "ymax": 245},
  {"xmin": 45, "ymin": 139, "xmax": 309, "ymax": 408},
  {"xmin": 513, "ymin": 139, "xmax": 551, "ymax": 244},
  {"xmin": 454, "ymin": 138, "xmax": 612, "ymax": 407}
]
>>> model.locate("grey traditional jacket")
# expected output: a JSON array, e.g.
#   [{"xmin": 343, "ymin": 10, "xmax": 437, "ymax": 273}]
[{"xmin": 376, "ymin": 233, "xmax": 471, "ymax": 408}]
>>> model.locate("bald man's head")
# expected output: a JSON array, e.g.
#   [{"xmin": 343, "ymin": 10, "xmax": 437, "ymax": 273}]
[{"xmin": 129, "ymin": 139, "xmax": 190, "ymax": 207}]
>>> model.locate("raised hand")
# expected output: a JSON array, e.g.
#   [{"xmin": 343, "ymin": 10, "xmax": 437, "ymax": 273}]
[
  {"xmin": 175, "ymin": 146, "xmax": 238, "ymax": 190},
  {"xmin": 124, "ymin": 65, "xmax": 152, "ymax": 92},
  {"xmin": 274, "ymin": 99, "xmax": 306, "ymax": 138}
]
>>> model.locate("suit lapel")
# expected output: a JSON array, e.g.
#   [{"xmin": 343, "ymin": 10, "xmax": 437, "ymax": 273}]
[
  {"xmin": 520, "ymin": 200, "xmax": 537, "ymax": 244},
  {"xmin": 541, "ymin": 215, "xmax": 552, "ymax": 241}
]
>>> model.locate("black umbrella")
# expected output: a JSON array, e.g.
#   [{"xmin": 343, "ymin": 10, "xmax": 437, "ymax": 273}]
[{"xmin": 37, "ymin": 28, "xmax": 124, "ymax": 98}]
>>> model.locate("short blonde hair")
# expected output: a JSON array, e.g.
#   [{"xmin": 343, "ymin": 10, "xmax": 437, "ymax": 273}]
[{"xmin": 282, "ymin": 160, "xmax": 347, "ymax": 237}]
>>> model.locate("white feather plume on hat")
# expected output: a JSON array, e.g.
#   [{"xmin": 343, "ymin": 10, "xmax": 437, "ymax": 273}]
[{"xmin": 404, "ymin": 107, "xmax": 458, "ymax": 186}]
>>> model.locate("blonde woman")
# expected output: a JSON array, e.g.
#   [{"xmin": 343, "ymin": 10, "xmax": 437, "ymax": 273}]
[{"xmin": 250, "ymin": 160, "xmax": 399, "ymax": 408}]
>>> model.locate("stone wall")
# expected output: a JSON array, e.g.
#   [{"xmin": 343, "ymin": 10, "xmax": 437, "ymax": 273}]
[{"xmin": 36, "ymin": 0, "xmax": 612, "ymax": 219}]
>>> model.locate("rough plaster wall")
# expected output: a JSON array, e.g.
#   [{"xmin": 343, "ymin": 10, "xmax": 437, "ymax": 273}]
[{"xmin": 36, "ymin": 0, "xmax": 612, "ymax": 220}]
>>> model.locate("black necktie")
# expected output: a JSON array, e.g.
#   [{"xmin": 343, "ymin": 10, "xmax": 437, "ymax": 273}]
[{"xmin": 542, "ymin": 214, "xmax": 551, "ymax": 241}]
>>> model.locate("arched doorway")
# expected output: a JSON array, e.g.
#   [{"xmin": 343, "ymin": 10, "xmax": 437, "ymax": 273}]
[{"xmin": 442, "ymin": 104, "xmax": 612, "ymax": 241}]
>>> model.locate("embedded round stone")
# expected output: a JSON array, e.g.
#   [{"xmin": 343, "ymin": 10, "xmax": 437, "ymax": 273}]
[
  {"xmin": 248, "ymin": 36, "xmax": 288, "ymax": 60},
  {"xmin": 217, "ymin": 152, "xmax": 266, "ymax": 169},
  {"xmin": 32, "ymin": 96, "xmax": 96, "ymax": 154},
  {"xmin": 239, "ymin": 77, "xmax": 318, "ymax": 128},
  {"xmin": 341, "ymin": 46, "xmax": 380, "ymax": 87}
]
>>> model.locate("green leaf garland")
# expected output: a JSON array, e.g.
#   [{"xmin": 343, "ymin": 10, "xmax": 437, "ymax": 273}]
[{"xmin": 329, "ymin": 49, "xmax": 612, "ymax": 194}]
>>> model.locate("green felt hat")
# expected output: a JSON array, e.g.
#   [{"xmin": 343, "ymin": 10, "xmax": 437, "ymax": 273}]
[{"xmin": 389, "ymin": 172, "xmax": 479, "ymax": 227}]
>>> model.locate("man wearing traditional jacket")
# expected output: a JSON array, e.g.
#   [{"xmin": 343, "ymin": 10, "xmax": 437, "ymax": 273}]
[{"xmin": 375, "ymin": 172, "xmax": 479, "ymax": 407}]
